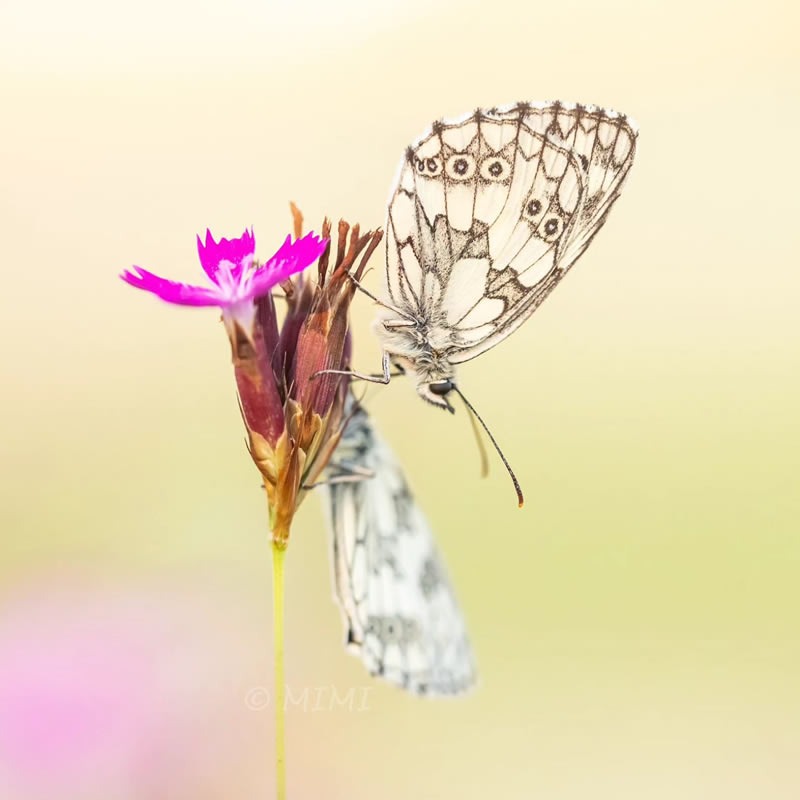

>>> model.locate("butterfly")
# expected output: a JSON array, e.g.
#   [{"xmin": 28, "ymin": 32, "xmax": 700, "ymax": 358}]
[
  {"xmin": 323, "ymin": 395, "xmax": 475, "ymax": 695},
  {"xmin": 361, "ymin": 101, "xmax": 637, "ymax": 413}
]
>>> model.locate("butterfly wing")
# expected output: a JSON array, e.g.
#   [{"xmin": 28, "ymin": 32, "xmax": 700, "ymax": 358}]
[
  {"xmin": 323, "ymin": 400, "xmax": 476, "ymax": 695},
  {"xmin": 385, "ymin": 101, "xmax": 638, "ymax": 363}
]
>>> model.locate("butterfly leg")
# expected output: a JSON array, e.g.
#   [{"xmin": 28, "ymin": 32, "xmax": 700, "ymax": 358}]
[
  {"xmin": 347, "ymin": 275, "xmax": 416, "ymax": 321},
  {"xmin": 313, "ymin": 351, "xmax": 399, "ymax": 385}
]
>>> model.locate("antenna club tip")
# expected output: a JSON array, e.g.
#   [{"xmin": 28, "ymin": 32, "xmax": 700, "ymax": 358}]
[{"xmin": 517, "ymin": 497, "xmax": 525, "ymax": 508}]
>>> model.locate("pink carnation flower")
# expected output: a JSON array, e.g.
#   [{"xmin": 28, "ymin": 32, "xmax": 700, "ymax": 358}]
[{"xmin": 120, "ymin": 210, "xmax": 382, "ymax": 548}]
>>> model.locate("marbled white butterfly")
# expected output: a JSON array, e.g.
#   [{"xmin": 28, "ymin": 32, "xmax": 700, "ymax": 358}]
[{"xmin": 324, "ymin": 395, "xmax": 475, "ymax": 695}]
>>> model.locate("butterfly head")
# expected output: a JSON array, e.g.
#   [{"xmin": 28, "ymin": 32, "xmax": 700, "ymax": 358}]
[{"xmin": 419, "ymin": 379, "xmax": 456, "ymax": 413}]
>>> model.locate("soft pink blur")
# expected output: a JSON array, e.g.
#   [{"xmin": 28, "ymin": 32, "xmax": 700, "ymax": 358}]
[{"xmin": 0, "ymin": 572, "xmax": 266, "ymax": 800}]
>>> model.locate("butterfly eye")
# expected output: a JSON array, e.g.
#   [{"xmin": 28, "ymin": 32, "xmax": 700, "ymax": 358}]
[
  {"xmin": 479, "ymin": 156, "xmax": 511, "ymax": 181},
  {"xmin": 523, "ymin": 197, "xmax": 544, "ymax": 223},
  {"xmin": 445, "ymin": 154, "xmax": 476, "ymax": 181},
  {"xmin": 428, "ymin": 380, "xmax": 453, "ymax": 396},
  {"xmin": 541, "ymin": 216, "xmax": 564, "ymax": 242}
]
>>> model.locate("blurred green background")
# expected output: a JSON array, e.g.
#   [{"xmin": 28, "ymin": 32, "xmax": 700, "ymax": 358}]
[{"xmin": 1, "ymin": 0, "xmax": 798, "ymax": 797}]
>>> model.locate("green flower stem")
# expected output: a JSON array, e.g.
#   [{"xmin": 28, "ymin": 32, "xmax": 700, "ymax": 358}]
[{"xmin": 272, "ymin": 539, "xmax": 287, "ymax": 800}]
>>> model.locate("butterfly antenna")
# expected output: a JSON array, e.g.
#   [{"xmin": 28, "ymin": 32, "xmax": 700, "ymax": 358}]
[{"xmin": 452, "ymin": 385, "xmax": 524, "ymax": 508}]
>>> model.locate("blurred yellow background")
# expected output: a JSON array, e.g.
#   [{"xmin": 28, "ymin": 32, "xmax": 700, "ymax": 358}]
[{"xmin": 1, "ymin": 0, "xmax": 798, "ymax": 797}]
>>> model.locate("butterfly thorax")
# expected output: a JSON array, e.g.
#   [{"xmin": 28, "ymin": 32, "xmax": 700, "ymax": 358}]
[{"xmin": 374, "ymin": 315, "xmax": 457, "ymax": 410}]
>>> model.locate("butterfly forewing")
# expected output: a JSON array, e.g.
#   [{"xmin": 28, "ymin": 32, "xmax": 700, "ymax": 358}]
[
  {"xmin": 385, "ymin": 101, "xmax": 638, "ymax": 364},
  {"xmin": 323, "ymin": 400, "xmax": 476, "ymax": 695}
]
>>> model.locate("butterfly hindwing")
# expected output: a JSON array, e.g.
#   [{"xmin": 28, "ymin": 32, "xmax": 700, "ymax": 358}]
[
  {"xmin": 385, "ymin": 101, "xmax": 638, "ymax": 364},
  {"xmin": 323, "ymin": 400, "xmax": 476, "ymax": 695}
]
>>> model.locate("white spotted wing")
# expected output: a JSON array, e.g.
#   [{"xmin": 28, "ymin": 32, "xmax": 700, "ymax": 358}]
[
  {"xmin": 323, "ymin": 399, "xmax": 475, "ymax": 695},
  {"xmin": 384, "ymin": 101, "xmax": 638, "ymax": 362}
]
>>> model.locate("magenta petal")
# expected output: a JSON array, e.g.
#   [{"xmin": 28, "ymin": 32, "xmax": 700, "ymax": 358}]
[
  {"xmin": 294, "ymin": 232, "xmax": 329, "ymax": 265},
  {"xmin": 267, "ymin": 234, "xmax": 297, "ymax": 266},
  {"xmin": 122, "ymin": 228, "xmax": 325, "ymax": 314},
  {"xmin": 255, "ymin": 233, "xmax": 328, "ymax": 291},
  {"xmin": 274, "ymin": 233, "xmax": 327, "ymax": 271},
  {"xmin": 197, "ymin": 228, "xmax": 255, "ymax": 284},
  {"xmin": 120, "ymin": 267, "xmax": 223, "ymax": 307}
]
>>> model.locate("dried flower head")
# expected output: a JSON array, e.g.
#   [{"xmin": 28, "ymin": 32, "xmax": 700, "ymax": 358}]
[{"xmin": 239, "ymin": 206, "xmax": 382, "ymax": 546}]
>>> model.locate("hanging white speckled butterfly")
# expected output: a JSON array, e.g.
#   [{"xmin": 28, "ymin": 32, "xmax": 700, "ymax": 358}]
[{"xmin": 324, "ymin": 395, "xmax": 475, "ymax": 695}]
